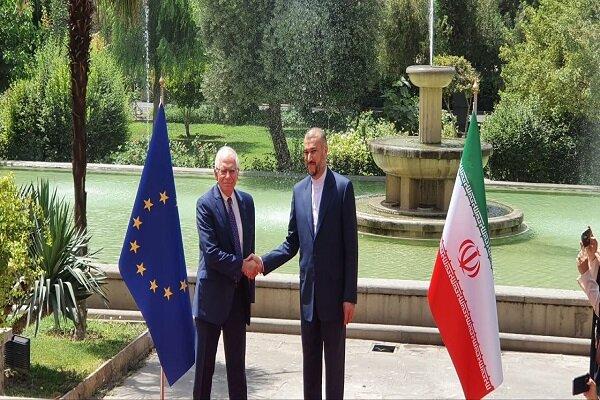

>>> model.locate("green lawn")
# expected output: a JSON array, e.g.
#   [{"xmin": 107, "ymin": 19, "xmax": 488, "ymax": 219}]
[
  {"xmin": 5, "ymin": 317, "xmax": 147, "ymax": 398},
  {"xmin": 129, "ymin": 122, "xmax": 306, "ymax": 162}
]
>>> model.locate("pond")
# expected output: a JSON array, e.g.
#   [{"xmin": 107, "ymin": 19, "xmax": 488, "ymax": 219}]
[{"xmin": 4, "ymin": 167, "xmax": 598, "ymax": 291}]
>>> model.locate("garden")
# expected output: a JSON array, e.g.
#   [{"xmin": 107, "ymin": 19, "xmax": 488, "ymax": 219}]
[{"xmin": 0, "ymin": 0, "xmax": 598, "ymax": 397}]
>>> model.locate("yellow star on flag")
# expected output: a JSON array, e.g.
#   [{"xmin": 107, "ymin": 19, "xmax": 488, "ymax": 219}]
[
  {"xmin": 143, "ymin": 198, "xmax": 154, "ymax": 211},
  {"xmin": 159, "ymin": 191, "xmax": 169, "ymax": 204},
  {"xmin": 136, "ymin": 262, "xmax": 146, "ymax": 276},
  {"xmin": 149, "ymin": 279, "xmax": 158, "ymax": 293},
  {"xmin": 179, "ymin": 280, "xmax": 188, "ymax": 291},
  {"xmin": 130, "ymin": 240, "xmax": 140, "ymax": 254},
  {"xmin": 163, "ymin": 286, "xmax": 173, "ymax": 300},
  {"xmin": 132, "ymin": 216, "xmax": 142, "ymax": 230}
]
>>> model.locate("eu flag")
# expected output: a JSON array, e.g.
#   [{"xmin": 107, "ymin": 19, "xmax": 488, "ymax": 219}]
[{"xmin": 118, "ymin": 104, "xmax": 195, "ymax": 385}]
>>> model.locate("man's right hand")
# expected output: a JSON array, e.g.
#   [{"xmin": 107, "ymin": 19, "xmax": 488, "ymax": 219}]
[
  {"xmin": 242, "ymin": 254, "xmax": 264, "ymax": 280},
  {"xmin": 577, "ymin": 247, "xmax": 590, "ymax": 275}
]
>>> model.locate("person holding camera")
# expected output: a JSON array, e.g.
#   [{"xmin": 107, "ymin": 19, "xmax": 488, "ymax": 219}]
[
  {"xmin": 578, "ymin": 227, "xmax": 600, "ymax": 315},
  {"xmin": 577, "ymin": 227, "xmax": 600, "ymax": 390}
]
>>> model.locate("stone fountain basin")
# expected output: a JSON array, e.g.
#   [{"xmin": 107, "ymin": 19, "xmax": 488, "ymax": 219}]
[
  {"xmin": 370, "ymin": 136, "xmax": 492, "ymax": 178},
  {"xmin": 406, "ymin": 65, "xmax": 455, "ymax": 88}
]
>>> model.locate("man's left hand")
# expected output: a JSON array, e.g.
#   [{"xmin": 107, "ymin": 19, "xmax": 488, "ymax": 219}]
[{"xmin": 343, "ymin": 302, "xmax": 355, "ymax": 325}]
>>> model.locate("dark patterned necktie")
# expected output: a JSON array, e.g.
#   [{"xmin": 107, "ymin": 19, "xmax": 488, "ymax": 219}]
[{"xmin": 227, "ymin": 197, "xmax": 242, "ymax": 257}]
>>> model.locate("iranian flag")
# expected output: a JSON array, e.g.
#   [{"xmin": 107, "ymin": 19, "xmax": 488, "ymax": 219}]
[{"xmin": 428, "ymin": 112, "xmax": 503, "ymax": 399}]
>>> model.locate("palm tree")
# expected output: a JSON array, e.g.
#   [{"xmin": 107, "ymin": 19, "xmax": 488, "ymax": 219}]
[{"xmin": 67, "ymin": 0, "xmax": 139, "ymax": 339}]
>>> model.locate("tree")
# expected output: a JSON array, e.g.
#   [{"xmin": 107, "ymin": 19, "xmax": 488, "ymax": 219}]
[
  {"xmin": 167, "ymin": 13, "xmax": 206, "ymax": 138},
  {"xmin": 200, "ymin": 0, "xmax": 380, "ymax": 170},
  {"xmin": 380, "ymin": 0, "xmax": 428, "ymax": 83},
  {"xmin": 499, "ymin": 0, "xmax": 600, "ymax": 120},
  {"xmin": 0, "ymin": 0, "xmax": 40, "ymax": 92},
  {"xmin": 64, "ymin": 0, "xmax": 140, "ymax": 339},
  {"xmin": 102, "ymin": 0, "xmax": 197, "ymax": 116},
  {"xmin": 436, "ymin": 0, "xmax": 506, "ymax": 109}
]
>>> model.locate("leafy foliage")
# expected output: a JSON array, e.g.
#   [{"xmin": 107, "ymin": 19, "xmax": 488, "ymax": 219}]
[
  {"xmin": 0, "ymin": 174, "xmax": 39, "ymax": 325},
  {"xmin": 436, "ymin": 0, "xmax": 506, "ymax": 109},
  {"xmin": 327, "ymin": 112, "xmax": 397, "ymax": 176},
  {"xmin": 109, "ymin": 135, "xmax": 217, "ymax": 168},
  {"xmin": 18, "ymin": 180, "xmax": 107, "ymax": 336},
  {"xmin": 380, "ymin": 0, "xmax": 428, "ymax": 81},
  {"xmin": 0, "ymin": 0, "xmax": 40, "ymax": 92},
  {"xmin": 433, "ymin": 54, "xmax": 480, "ymax": 110},
  {"xmin": 0, "ymin": 38, "xmax": 130, "ymax": 162},
  {"xmin": 381, "ymin": 77, "xmax": 419, "ymax": 133},
  {"xmin": 481, "ymin": 99, "xmax": 581, "ymax": 183},
  {"xmin": 500, "ymin": 0, "xmax": 600, "ymax": 120},
  {"xmin": 86, "ymin": 36, "xmax": 131, "ymax": 162}
]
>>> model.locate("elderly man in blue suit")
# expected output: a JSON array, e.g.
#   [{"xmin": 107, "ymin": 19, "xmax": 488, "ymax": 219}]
[
  {"xmin": 257, "ymin": 127, "xmax": 359, "ymax": 399},
  {"xmin": 192, "ymin": 146, "xmax": 261, "ymax": 400}
]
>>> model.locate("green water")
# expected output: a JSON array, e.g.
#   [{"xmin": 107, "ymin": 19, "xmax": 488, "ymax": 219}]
[{"xmin": 4, "ymin": 168, "xmax": 598, "ymax": 290}]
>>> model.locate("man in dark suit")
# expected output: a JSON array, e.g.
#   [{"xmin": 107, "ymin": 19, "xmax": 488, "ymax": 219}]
[
  {"xmin": 259, "ymin": 127, "xmax": 359, "ymax": 399},
  {"xmin": 192, "ymin": 146, "xmax": 261, "ymax": 400}
]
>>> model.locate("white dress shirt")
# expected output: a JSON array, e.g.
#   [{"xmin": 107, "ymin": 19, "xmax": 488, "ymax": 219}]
[
  {"xmin": 311, "ymin": 170, "xmax": 327, "ymax": 234},
  {"xmin": 219, "ymin": 187, "xmax": 243, "ymax": 251},
  {"xmin": 578, "ymin": 255, "xmax": 600, "ymax": 316}
]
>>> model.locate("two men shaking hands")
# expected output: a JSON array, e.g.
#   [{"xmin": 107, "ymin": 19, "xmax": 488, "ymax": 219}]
[{"xmin": 192, "ymin": 127, "xmax": 358, "ymax": 400}]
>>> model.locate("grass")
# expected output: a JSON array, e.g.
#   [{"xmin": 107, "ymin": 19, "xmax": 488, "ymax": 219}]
[
  {"xmin": 4, "ymin": 316, "xmax": 147, "ymax": 398},
  {"xmin": 129, "ymin": 121, "xmax": 306, "ymax": 164}
]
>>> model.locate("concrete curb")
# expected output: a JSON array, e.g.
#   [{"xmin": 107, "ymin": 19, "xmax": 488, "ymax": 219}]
[
  {"xmin": 59, "ymin": 328, "xmax": 153, "ymax": 400},
  {"xmin": 3, "ymin": 161, "xmax": 600, "ymax": 193},
  {"xmin": 88, "ymin": 309, "xmax": 589, "ymax": 356}
]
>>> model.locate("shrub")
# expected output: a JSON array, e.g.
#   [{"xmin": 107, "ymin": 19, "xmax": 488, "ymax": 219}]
[
  {"xmin": 327, "ymin": 112, "xmax": 397, "ymax": 176},
  {"xmin": 0, "ymin": 174, "xmax": 39, "ymax": 325},
  {"xmin": 87, "ymin": 38, "xmax": 130, "ymax": 162},
  {"xmin": 164, "ymin": 103, "xmax": 221, "ymax": 125},
  {"xmin": 108, "ymin": 135, "xmax": 217, "ymax": 168},
  {"xmin": 0, "ymin": 37, "xmax": 130, "ymax": 162},
  {"xmin": 19, "ymin": 180, "xmax": 107, "ymax": 337},
  {"xmin": 481, "ymin": 99, "xmax": 582, "ymax": 183},
  {"xmin": 500, "ymin": 0, "xmax": 599, "ymax": 121},
  {"xmin": 381, "ymin": 77, "xmax": 419, "ymax": 133}
]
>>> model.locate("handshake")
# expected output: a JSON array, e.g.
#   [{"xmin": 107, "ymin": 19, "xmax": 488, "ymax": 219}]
[{"xmin": 242, "ymin": 254, "xmax": 264, "ymax": 280}]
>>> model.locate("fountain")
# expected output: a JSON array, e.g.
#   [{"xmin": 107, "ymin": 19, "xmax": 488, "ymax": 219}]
[
  {"xmin": 356, "ymin": 2, "xmax": 525, "ymax": 239},
  {"xmin": 356, "ymin": 67, "xmax": 524, "ymax": 239}
]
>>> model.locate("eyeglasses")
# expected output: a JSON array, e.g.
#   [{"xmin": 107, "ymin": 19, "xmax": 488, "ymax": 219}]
[{"xmin": 215, "ymin": 168, "xmax": 239, "ymax": 177}]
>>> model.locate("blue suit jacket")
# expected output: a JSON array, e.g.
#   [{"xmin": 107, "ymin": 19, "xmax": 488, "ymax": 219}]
[
  {"xmin": 193, "ymin": 185, "xmax": 255, "ymax": 326},
  {"xmin": 262, "ymin": 168, "xmax": 358, "ymax": 322}
]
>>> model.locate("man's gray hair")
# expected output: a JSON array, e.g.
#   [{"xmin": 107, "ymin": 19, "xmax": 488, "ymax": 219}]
[
  {"xmin": 305, "ymin": 127, "xmax": 327, "ymax": 146},
  {"xmin": 214, "ymin": 146, "xmax": 239, "ymax": 170}
]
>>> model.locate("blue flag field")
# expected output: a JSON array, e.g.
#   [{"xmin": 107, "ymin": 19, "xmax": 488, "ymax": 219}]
[{"xmin": 118, "ymin": 104, "xmax": 195, "ymax": 385}]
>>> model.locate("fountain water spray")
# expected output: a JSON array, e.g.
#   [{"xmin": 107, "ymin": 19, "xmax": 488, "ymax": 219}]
[{"xmin": 429, "ymin": 0, "xmax": 434, "ymax": 65}]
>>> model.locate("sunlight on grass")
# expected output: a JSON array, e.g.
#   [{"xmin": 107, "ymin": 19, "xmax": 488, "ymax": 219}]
[
  {"xmin": 5, "ymin": 317, "xmax": 147, "ymax": 398},
  {"xmin": 129, "ymin": 122, "xmax": 305, "ymax": 166}
]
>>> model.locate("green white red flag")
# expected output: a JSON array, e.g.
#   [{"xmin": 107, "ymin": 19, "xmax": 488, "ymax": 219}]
[{"xmin": 428, "ymin": 112, "xmax": 503, "ymax": 399}]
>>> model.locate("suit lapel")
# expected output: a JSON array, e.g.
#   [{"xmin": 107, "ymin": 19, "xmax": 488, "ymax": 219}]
[
  {"xmin": 235, "ymin": 190, "xmax": 249, "ymax": 256},
  {"xmin": 315, "ymin": 169, "xmax": 335, "ymax": 237},
  {"xmin": 212, "ymin": 185, "xmax": 236, "ymax": 251},
  {"xmin": 301, "ymin": 177, "xmax": 315, "ymax": 240}
]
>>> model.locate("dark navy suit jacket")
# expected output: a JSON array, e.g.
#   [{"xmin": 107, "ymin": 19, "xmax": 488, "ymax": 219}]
[
  {"xmin": 193, "ymin": 185, "xmax": 255, "ymax": 326},
  {"xmin": 262, "ymin": 168, "xmax": 358, "ymax": 322}
]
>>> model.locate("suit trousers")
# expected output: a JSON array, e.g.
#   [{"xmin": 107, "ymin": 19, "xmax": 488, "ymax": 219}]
[
  {"xmin": 193, "ymin": 286, "xmax": 248, "ymax": 400},
  {"xmin": 301, "ymin": 303, "xmax": 346, "ymax": 400}
]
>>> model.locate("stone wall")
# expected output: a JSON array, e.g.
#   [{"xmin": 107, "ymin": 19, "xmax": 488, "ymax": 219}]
[{"xmin": 88, "ymin": 264, "xmax": 592, "ymax": 340}]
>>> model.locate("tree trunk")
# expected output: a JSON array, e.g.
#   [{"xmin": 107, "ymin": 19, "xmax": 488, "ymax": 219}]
[
  {"xmin": 267, "ymin": 103, "xmax": 291, "ymax": 171},
  {"xmin": 69, "ymin": 0, "xmax": 92, "ymax": 340},
  {"xmin": 184, "ymin": 108, "xmax": 191, "ymax": 138},
  {"xmin": 74, "ymin": 299, "xmax": 87, "ymax": 340}
]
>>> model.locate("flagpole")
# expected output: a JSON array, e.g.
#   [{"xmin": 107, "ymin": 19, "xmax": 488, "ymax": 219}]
[
  {"xmin": 159, "ymin": 75, "xmax": 166, "ymax": 400},
  {"xmin": 159, "ymin": 76, "xmax": 165, "ymax": 106},
  {"xmin": 160, "ymin": 367, "xmax": 166, "ymax": 400},
  {"xmin": 472, "ymin": 79, "xmax": 479, "ymax": 117}
]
